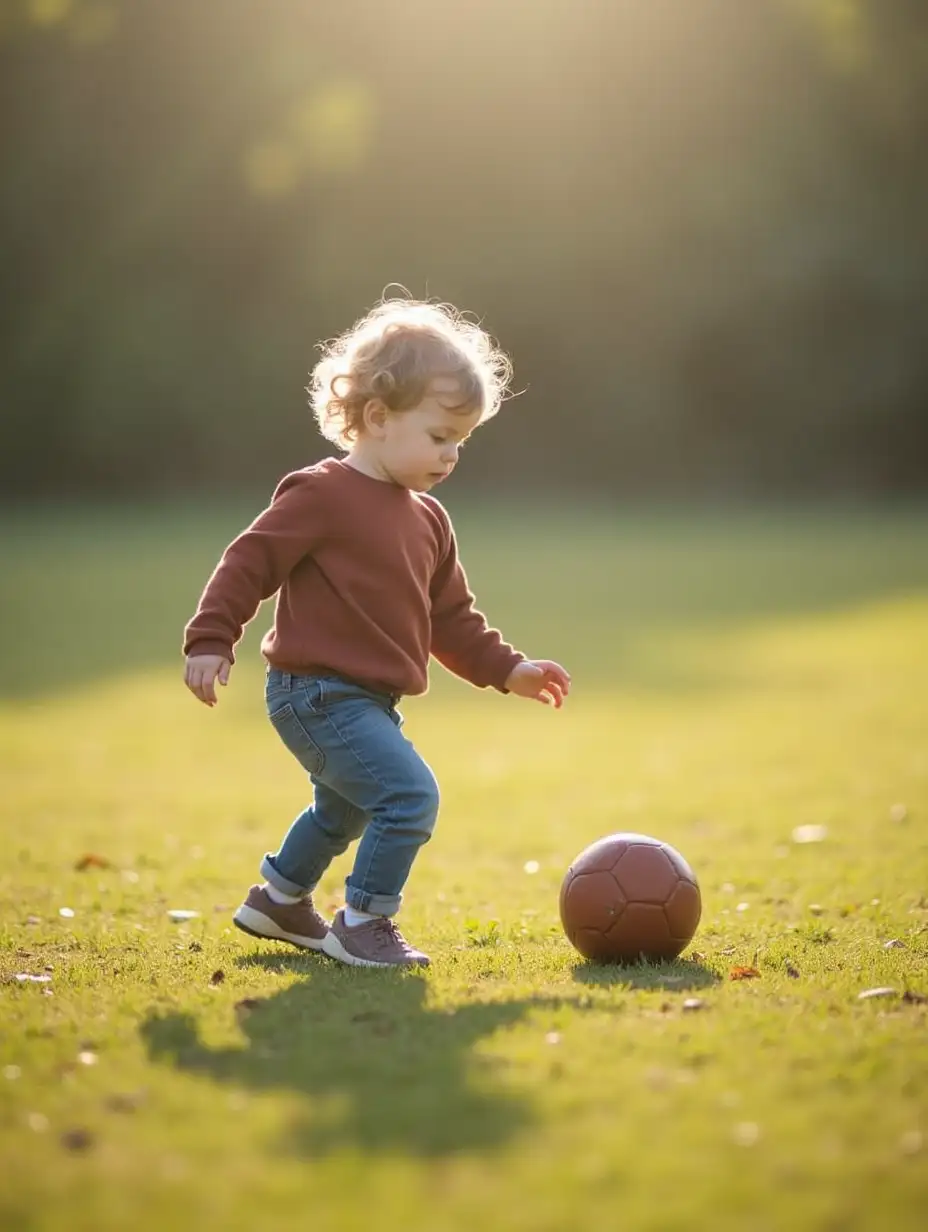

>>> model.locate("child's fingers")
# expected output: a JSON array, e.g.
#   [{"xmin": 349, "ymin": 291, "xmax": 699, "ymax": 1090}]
[
  {"xmin": 187, "ymin": 665, "xmax": 218, "ymax": 706},
  {"xmin": 535, "ymin": 660, "xmax": 571, "ymax": 691},
  {"xmin": 201, "ymin": 673, "xmax": 218, "ymax": 705},
  {"xmin": 534, "ymin": 678, "xmax": 564, "ymax": 708},
  {"xmin": 545, "ymin": 681, "xmax": 564, "ymax": 708}
]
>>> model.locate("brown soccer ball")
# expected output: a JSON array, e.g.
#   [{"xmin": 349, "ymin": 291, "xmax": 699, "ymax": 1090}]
[{"xmin": 559, "ymin": 832, "xmax": 701, "ymax": 963}]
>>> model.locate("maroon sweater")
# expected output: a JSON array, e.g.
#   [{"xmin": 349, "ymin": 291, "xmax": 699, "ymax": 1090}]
[{"xmin": 183, "ymin": 458, "xmax": 524, "ymax": 696}]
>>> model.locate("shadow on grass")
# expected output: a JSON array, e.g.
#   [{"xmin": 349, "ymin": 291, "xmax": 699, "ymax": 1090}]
[
  {"xmin": 571, "ymin": 957, "xmax": 721, "ymax": 992},
  {"xmin": 141, "ymin": 952, "xmax": 591, "ymax": 1158}
]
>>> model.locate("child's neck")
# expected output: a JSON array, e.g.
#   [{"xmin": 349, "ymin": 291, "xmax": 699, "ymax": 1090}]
[{"xmin": 344, "ymin": 442, "xmax": 393, "ymax": 484}]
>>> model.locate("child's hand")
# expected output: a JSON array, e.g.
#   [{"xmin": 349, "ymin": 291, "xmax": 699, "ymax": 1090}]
[
  {"xmin": 505, "ymin": 660, "xmax": 571, "ymax": 708},
  {"xmin": 184, "ymin": 654, "xmax": 232, "ymax": 707}
]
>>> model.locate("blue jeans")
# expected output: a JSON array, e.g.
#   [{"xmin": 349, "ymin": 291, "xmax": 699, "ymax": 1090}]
[{"xmin": 260, "ymin": 670, "xmax": 440, "ymax": 916}]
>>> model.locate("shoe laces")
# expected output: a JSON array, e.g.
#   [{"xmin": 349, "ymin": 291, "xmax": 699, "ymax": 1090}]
[{"xmin": 370, "ymin": 916, "xmax": 411, "ymax": 953}]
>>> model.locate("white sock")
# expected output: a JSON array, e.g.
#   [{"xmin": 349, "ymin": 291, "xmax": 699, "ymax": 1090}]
[
  {"xmin": 263, "ymin": 882, "xmax": 301, "ymax": 905},
  {"xmin": 343, "ymin": 905, "xmax": 379, "ymax": 928}
]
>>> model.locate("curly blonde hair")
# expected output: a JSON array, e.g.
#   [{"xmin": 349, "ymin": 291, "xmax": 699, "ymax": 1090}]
[{"xmin": 309, "ymin": 295, "xmax": 513, "ymax": 448}]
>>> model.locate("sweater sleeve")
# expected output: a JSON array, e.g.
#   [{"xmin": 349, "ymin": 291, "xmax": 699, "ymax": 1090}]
[
  {"xmin": 429, "ymin": 514, "xmax": 524, "ymax": 691},
  {"xmin": 183, "ymin": 470, "xmax": 322, "ymax": 663}
]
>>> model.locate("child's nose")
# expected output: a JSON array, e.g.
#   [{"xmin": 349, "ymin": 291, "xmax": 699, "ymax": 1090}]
[{"xmin": 441, "ymin": 443, "xmax": 459, "ymax": 464}]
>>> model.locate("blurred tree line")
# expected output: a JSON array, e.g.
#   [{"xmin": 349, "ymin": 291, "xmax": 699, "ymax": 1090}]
[{"xmin": 1, "ymin": 0, "xmax": 926, "ymax": 499}]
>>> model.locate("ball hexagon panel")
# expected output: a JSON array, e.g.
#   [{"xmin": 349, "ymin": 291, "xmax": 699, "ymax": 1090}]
[
  {"xmin": 613, "ymin": 844, "xmax": 679, "ymax": 904},
  {"xmin": 560, "ymin": 870, "xmax": 627, "ymax": 934},
  {"xmin": 661, "ymin": 843, "xmax": 699, "ymax": 886},
  {"xmin": 568, "ymin": 835, "xmax": 633, "ymax": 875},
  {"xmin": 573, "ymin": 926, "xmax": 621, "ymax": 962},
  {"xmin": 605, "ymin": 902, "xmax": 675, "ymax": 962},
  {"xmin": 664, "ymin": 879, "xmax": 702, "ymax": 942}
]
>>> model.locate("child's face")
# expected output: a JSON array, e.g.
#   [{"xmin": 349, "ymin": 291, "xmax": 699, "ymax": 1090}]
[{"xmin": 373, "ymin": 379, "xmax": 482, "ymax": 491}]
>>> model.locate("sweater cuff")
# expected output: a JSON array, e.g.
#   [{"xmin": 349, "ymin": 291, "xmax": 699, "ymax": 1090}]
[
  {"xmin": 184, "ymin": 638, "xmax": 236, "ymax": 664},
  {"xmin": 492, "ymin": 650, "xmax": 526, "ymax": 694}
]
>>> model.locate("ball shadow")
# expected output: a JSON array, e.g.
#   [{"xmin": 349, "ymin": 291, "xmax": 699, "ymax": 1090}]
[{"xmin": 571, "ymin": 956, "xmax": 721, "ymax": 992}]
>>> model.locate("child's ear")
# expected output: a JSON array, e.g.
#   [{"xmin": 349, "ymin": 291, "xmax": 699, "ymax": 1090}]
[{"xmin": 362, "ymin": 398, "xmax": 390, "ymax": 437}]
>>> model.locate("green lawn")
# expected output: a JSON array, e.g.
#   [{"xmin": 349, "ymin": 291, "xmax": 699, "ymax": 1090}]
[{"xmin": 1, "ymin": 501, "xmax": 927, "ymax": 1231}]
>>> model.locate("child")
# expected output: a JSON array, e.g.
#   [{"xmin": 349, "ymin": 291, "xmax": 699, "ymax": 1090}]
[{"xmin": 183, "ymin": 297, "xmax": 571, "ymax": 967}]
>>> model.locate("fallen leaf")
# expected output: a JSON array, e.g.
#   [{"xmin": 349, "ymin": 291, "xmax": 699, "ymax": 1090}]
[
  {"xmin": 25, "ymin": 916, "xmax": 40, "ymax": 925},
  {"xmin": 883, "ymin": 939, "xmax": 906, "ymax": 950},
  {"xmin": 857, "ymin": 986, "xmax": 897, "ymax": 1000},
  {"xmin": 719, "ymin": 946, "xmax": 736, "ymax": 956},
  {"xmin": 690, "ymin": 951, "xmax": 707, "ymax": 962},
  {"xmin": 188, "ymin": 941, "xmax": 203, "ymax": 952},
  {"xmin": 60, "ymin": 1128, "xmax": 94, "ymax": 1152},
  {"xmin": 167, "ymin": 910, "xmax": 199, "ymax": 922},
  {"xmin": 523, "ymin": 860, "xmax": 540, "ymax": 875},
  {"xmin": 729, "ymin": 966, "xmax": 761, "ymax": 981},
  {"xmin": 27, "ymin": 1112, "xmax": 49, "ymax": 1133},
  {"xmin": 75, "ymin": 853, "xmax": 111, "ymax": 871},
  {"xmin": 209, "ymin": 970, "xmax": 225, "ymax": 986},
  {"xmin": 13, "ymin": 973, "xmax": 52, "ymax": 984},
  {"xmin": 786, "ymin": 963, "xmax": 801, "ymax": 979},
  {"xmin": 545, "ymin": 1031, "xmax": 561, "ymax": 1045},
  {"xmin": 902, "ymin": 989, "xmax": 927, "ymax": 1005},
  {"xmin": 58, "ymin": 908, "xmax": 75, "ymax": 919},
  {"xmin": 682, "ymin": 998, "xmax": 707, "ymax": 1012},
  {"xmin": 77, "ymin": 1052, "xmax": 97, "ymax": 1067},
  {"xmin": 808, "ymin": 904, "xmax": 825, "ymax": 915}
]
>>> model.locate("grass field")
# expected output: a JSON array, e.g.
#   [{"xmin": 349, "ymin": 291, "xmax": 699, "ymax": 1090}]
[{"xmin": 1, "ymin": 500, "xmax": 927, "ymax": 1231}]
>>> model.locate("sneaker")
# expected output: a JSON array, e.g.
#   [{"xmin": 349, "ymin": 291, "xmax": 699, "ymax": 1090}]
[
  {"xmin": 233, "ymin": 884, "xmax": 329, "ymax": 951},
  {"xmin": 323, "ymin": 910, "xmax": 430, "ymax": 968}
]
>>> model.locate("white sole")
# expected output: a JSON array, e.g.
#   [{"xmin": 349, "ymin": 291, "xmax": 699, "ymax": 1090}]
[
  {"xmin": 322, "ymin": 929, "xmax": 395, "ymax": 967},
  {"xmin": 233, "ymin": 904, "xmax": 327, "ymax": 951}
]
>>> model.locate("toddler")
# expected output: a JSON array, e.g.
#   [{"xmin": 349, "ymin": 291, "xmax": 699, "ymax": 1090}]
[{"xmin": 183, "ymin": 297, "xmax": 571, "ymax": 967}]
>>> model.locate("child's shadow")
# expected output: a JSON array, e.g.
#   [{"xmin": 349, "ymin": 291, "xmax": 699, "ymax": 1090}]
[{"xmin": 141, "ymin": 954, "xmax": 573, "ymax": 1158}]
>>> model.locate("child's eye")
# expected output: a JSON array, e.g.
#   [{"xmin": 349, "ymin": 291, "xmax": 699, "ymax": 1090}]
[{"xmin": 430, "ymin": 434, "xmax": 446, "ymax": 444}]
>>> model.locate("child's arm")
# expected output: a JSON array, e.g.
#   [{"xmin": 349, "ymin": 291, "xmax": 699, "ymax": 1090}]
[
  {"xmin": 182, "ymin": 471, "xmax": 321, "ymax": 706},
  {"xmin": 429, "ymin": 519, "xmax": 570, "ymax": 705}
]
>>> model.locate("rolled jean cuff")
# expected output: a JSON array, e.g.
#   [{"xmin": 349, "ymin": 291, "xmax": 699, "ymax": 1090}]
[
  {"xmin": 345, "ymin": 881, "xmax": 401, "ymax": 916},
  {"xmin": 260, "ymin": 854, "xmax": 312, "ymax": 897}
]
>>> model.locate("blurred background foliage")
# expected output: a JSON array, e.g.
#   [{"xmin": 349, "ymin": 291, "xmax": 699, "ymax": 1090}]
[{"xmin": 2, "ymin": 0, "xmax": 926, "ymax": 499}]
